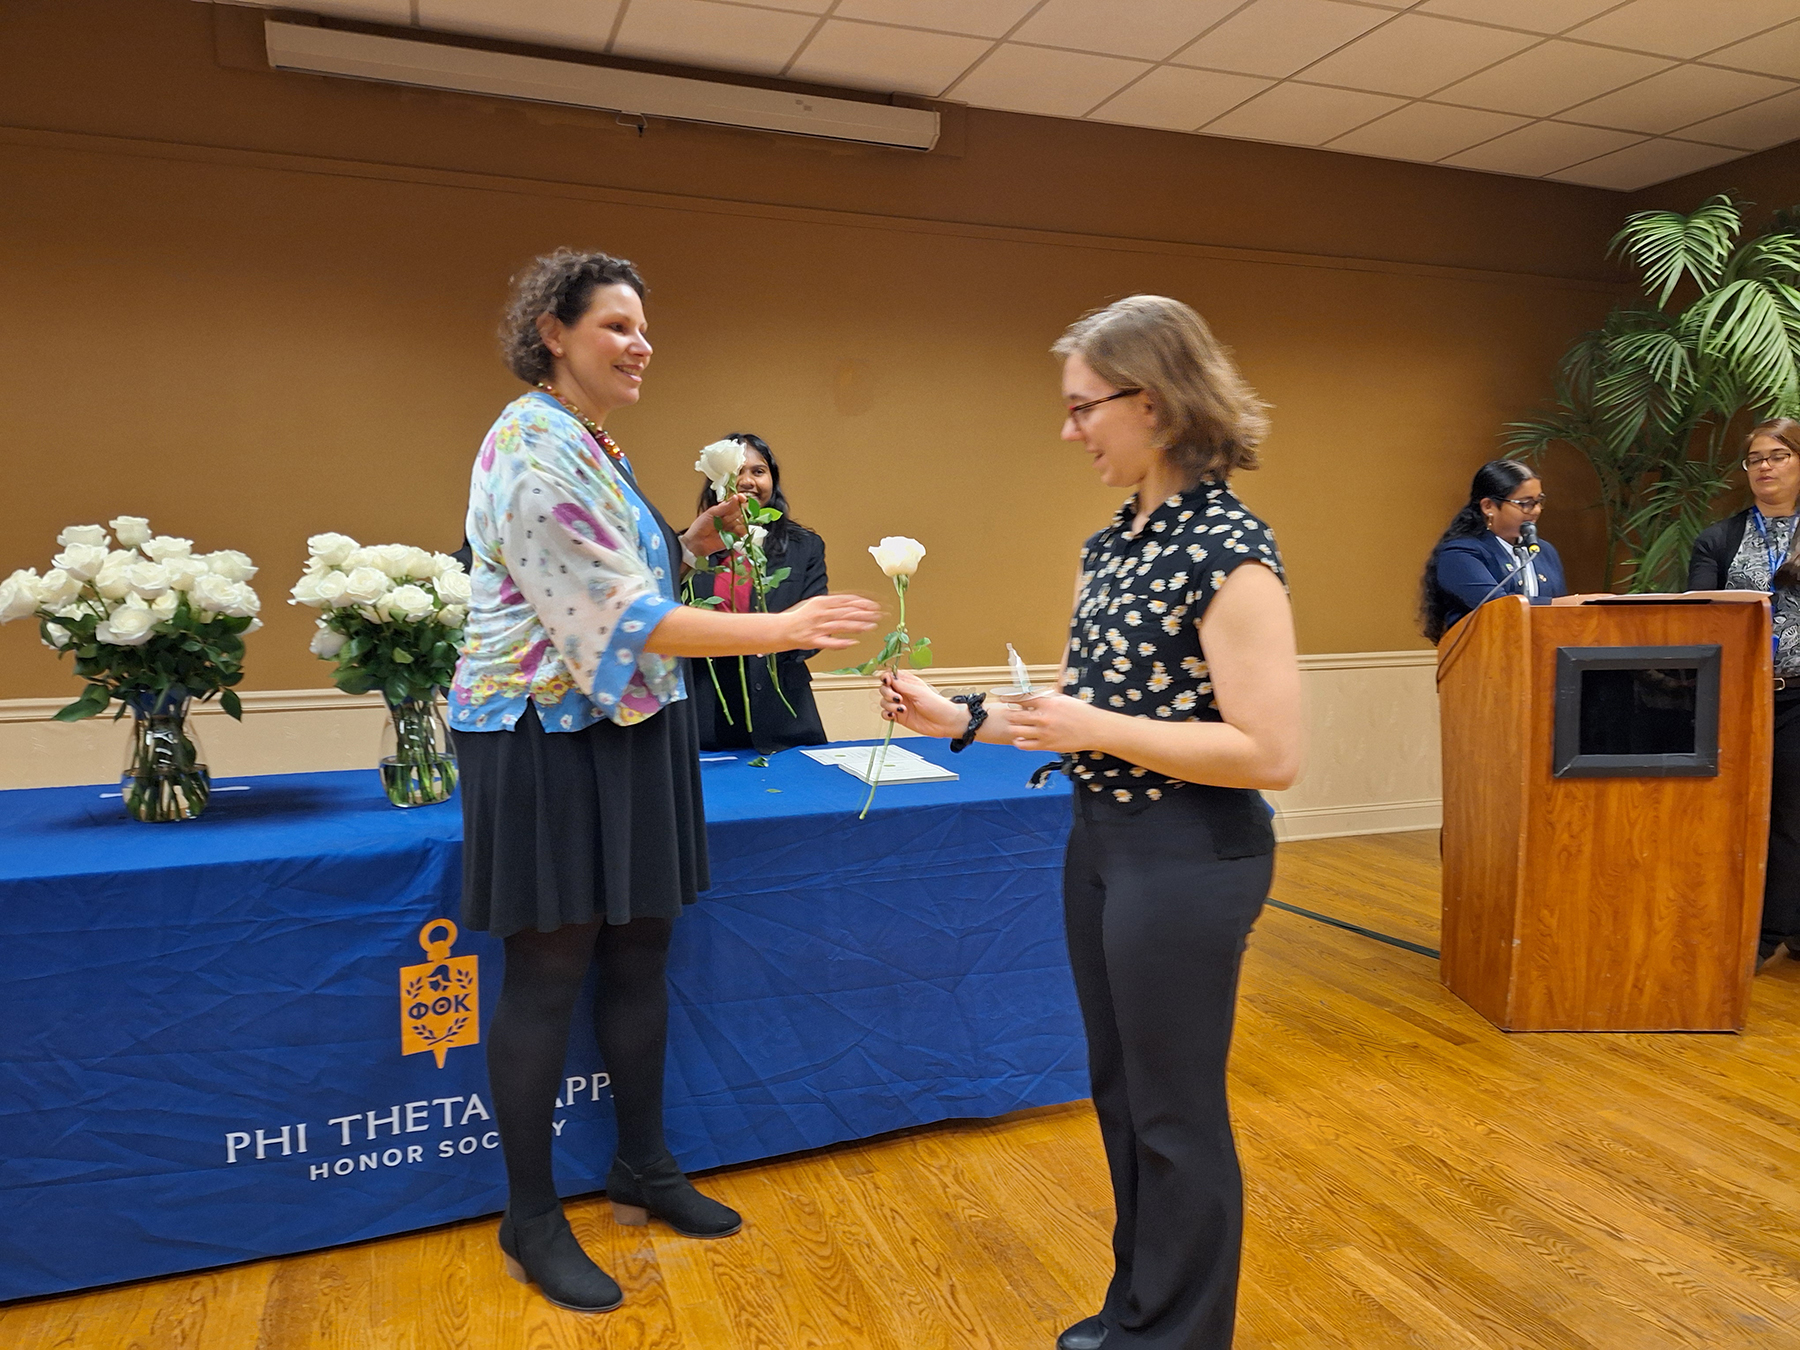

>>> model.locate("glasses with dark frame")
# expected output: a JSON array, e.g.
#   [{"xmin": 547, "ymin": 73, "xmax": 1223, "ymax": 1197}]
[
  {"xmin": 1745, "ymin": 450, "xmax": 1797, "ymax": 470},
  {"xmin": 1502, "ymin": 494, "xmax": 1548, "ymax": 511},
  {"xmin": 1066, "ymin": 388, "xmax": 1143, "ymax": 422}
]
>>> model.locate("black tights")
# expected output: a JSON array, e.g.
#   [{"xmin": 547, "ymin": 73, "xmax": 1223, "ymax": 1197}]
[{"xmin": 486, "ymin": 916, "xmax": 674, "ymax": 1221}]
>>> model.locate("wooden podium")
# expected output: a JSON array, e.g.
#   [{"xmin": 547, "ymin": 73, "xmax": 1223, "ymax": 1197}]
[{"xmin": 1438, "ymin": 592, "xmax": 1771, "ymax": 1031}]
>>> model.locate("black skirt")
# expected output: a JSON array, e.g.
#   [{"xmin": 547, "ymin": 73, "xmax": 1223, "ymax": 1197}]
[{"xmin": 453, "ymin": 688, "xmax": 710, "ymax": 938}]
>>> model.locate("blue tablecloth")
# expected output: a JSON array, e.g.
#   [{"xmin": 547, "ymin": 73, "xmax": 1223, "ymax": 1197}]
[{"xmin": 0, "ymin": 739, "xmax": 1080, "ymax": 1301}]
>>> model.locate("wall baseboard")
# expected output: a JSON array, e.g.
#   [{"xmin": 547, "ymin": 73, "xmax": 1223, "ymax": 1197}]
[{"xmin": 1271, "ymin": 797, "xmax": 1442, "ymax": 842}]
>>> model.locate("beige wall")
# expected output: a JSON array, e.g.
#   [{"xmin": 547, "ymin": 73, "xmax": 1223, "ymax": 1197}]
[{"xmin": 0, "ymin": 0, "xmax": 1626, "ymax": 705}]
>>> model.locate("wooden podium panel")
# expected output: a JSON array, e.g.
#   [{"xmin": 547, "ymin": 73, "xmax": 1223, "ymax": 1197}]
[{"xmin": 1439, "ymin": 594, "xmax": 1771, "ymax": 1031}]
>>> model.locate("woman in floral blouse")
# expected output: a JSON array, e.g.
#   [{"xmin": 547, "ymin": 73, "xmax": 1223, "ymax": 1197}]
[
  {"xmin": 452, "ymin": 250, "xmax": 876, "ymax": 1314},
  {"xmin": 882, "ymin": 296, "xmax": 1301, "ymax": 1350}
]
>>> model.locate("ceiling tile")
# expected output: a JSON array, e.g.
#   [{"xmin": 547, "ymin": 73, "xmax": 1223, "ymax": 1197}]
[
  {"xmin": 948, "ymin": 44, "xmax": 1150, "ymax": 118},
  {"xmin": 1678, "ymin": 88, "xmax": 1800, "ymax": 151},
  {"xmin": 417, "ymin": 0, "xmax": 623, "ymax": 52},
  {"xmin": 287, "ymin": 0, "xmax": 412, "ymax": 21},
  {"xmin": 1011, "ymin": 0, "xmax": 1244, "ymax": 62},
  {"xmin": 1432, "ymin": 39, "xmax": 1672, "ymax": 116},
  {"xmin": 1549, "ymin": 135, "xmax": 1745, "ymax": 190},
  {"xmin": 1441, "ymin": 119, "xmax": 1646, "ymax": 175},
  {"xmin": 1202, "ymin": 82, "xmax": 1407, "ymax": 145},
  {"xmin": 1561, "ymin": 63, "xmax": 1795, "ymax": 134},
  {"xmin": 1296, "ymin": 13, "xmax": 1539, "ymax": 98},
  {"xmin": 1090, "ymin": 66, "xmax": 1272, "ymax": 132},
  {"xmin": 1413, "ymin": 0, "xmax": 1620, "ymax": 33},
  {"xmin": 1706, "ymin": 21, "xmax": 1800, "ymax": 81},
  {"xmin": 1567, "ymin": 0, "xmax": 1800, "ymax": 59},
  {"xmin": 788, "ymin": 21, "xmax": 990, "ymax": 96},
  {"xmin": 611, "ymin": 0, "xmax": 817, "ymax": 76},
  {"xmin": 1326, "ymin": 100, "xmax": 1529, "ymax": 161},
  {"xmin": 1172, "ymin": 0, "xmax": 1393, "ymax": 80},
  {"xmin": 830, "ymin": 0, "xmax": 1039, "ymax": 40}
]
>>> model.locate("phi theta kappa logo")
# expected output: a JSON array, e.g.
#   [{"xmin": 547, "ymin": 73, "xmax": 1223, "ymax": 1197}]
[{"xmin": 400, "ymin": 919, "xmax": 479, "ymax": 1067}]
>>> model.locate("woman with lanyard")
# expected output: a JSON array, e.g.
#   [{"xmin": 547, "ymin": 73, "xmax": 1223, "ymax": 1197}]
[
  {"xmin": 450, "ymin": 249, "xmax": 877, "ymax": 1312},
  {"xmin": 881, "ymin": 295, "xmax": 1301, "ymax": 1350},
  {"xmin": 1689, "ymin": 417, "xmax": 1800, "ymax": 966},
  {"xmin": 689, "ymin": 433, "xmax": 831, "ymax": 752}
]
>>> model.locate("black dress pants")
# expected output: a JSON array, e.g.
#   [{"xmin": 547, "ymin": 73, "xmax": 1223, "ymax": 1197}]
[
  {"xmin": 1764, "ymin": 692, "xmax": 1800, "ymax": 944},
  {"xmin": 1063, "ymin": 785, "xmax": 1274, "ymax": 1350}
]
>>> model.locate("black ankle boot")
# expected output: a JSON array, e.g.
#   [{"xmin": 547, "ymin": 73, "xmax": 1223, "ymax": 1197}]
[
  {"xmin": 497, "ymin": 1207, "xmax": 623, "ymax": 1312},
  {"xmin": 1056, "ymin": 1314, "xmax": 1106, "ymax": 1349},
  {"xmin": 606, "ymin": 1151, "xmax": 743, "ymax": 1238}
]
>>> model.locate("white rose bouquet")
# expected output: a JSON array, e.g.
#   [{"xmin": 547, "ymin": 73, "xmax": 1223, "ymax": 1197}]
[
  {"xmin": 837, "ymin": 536, "xmax": 932, "ymax": 818},
  {"xmin": 289, "ymin": 534, "xmax": 467, "ymax": 806}
]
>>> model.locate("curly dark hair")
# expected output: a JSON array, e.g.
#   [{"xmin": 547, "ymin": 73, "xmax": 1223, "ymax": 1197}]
[{"xmin": 499, "ymin": 248, "xmax": 646, "ymax": 383}]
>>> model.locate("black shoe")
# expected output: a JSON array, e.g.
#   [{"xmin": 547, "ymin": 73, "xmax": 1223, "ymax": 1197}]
[
  {"xmin": 607, "ymin": 1151, "xmax": 743, "ymax": 1238},
  {"xmin": 1056, "ymin": 1314, "xmax": 1106, "ymax": 1350},
  {"xmin": 497, "ymin": 1207, "xmax": 623, "ymax": 1312}
]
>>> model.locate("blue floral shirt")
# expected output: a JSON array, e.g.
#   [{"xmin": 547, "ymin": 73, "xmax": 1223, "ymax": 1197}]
[{"xmin": 450, "ymin": 392, "xmax": 683, "ymax": 733}]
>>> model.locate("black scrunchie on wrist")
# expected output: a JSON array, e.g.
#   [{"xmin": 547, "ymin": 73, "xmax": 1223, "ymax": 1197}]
[{"xmin": 950, "ymin": 692, "xmax": 988, "ymax": 753}]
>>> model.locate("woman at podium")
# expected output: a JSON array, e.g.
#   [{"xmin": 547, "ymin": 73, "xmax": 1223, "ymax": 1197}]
[
  {"xmin": 1419, "ymin": 459, "xmax": 1566, "ymax": 641},
  {"xmin": 1688, "ymin": 416, "xmax": 1800, "ymax": 965}
]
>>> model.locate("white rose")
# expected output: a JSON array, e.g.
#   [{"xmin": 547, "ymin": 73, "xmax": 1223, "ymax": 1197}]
[
  {"xmin": 43, "ymin": 622, "xmax": 72, "ymax": 649},
  {"xmin": 243, "ymin": 617, "xmax": 263, "ymax": 634},
  {"xmin": 150, "ymin": 590, "xmax": 180, "ymax": 621},
  {"xmin": 314, "ymin": 571, "xmax": 352, "ymax": 608},
  {"xmin": 341, "ymin": 547, "xmax": 379, "ymax": 572},
  {"xmin": 189, "ymin": 573, "xmax": 239, "ymax": 616},
  {"xmin": 56, "ymin": 524, "xmax": 110, "ymax": 549},
  {"xmin": 869, "ymin": 536, "xmax": 926, "ymax": 578},
  {"xmin": 0, "ymin": 569, "xmax": 41, "ymax": 622},
  {"xmin": 93, "ymin": 551, "xmax": 137, "ymax": 600},
  {"xmin": 141, "ymin": 535, "xmax": 194, "ymax": 562},
  {"xmin": 307, "ymin": 532, "xmax": 360, "ymax": 567},
  {"xmin": 224, "ymin": 582, "xmax": 261, "ymax": 618},
  {"xmin": 35, "ymin": 568, "xmax": 83, "ymax": 608},
  {"xmin": 340, "ymin": 566, "xmax": 390, "ymax": 606},
  {"xmin": 437, "ymin": 604, "xmax": 467, "ymax": 628},
  {"xmin": 695, "ymin": 439, "xmax": 745, "ymax": 497},
  {"xmin": 435, "ymin": 569, "xmax": 472, "ymax": 605},
  {"xmin": 51, "ymin": 542, "xmax": 110, "ymax": 580},
  {"xmin": 200, "ymin": 550, "xmax": 257, "ymax": 583},
  {"xmin": 380, "ymin": 583, "xmax": 436, "ymax": 623},
  {"xmin": 162, "ymin": 555, "xmax": 208, "ymax": 590},
  {"xmin": 424, "ymin": 552, "xmax": 459, "ymax": 579},
  {"xmin": 95, "ymin": 598, "xmax": 158, "ymax": 646},
  {"xmin": 309, "ymin": 623, "xmax": 348, "ymax": 658},
  {"xmin": 127, "ymin": 562, "xmax": 171, "ymax": 599},
  {"xmin": 401, "ymin": 547, "xmax": 435, "ymax": 579},
  {"xmin": 109, "ymin": 516, "xmax": 152, "ymax": 548},
  {"xmin": 369, "ymin": 544, "xmax": 415, "ymax": 579},
  {"xmin": 749, "ymin": 524, "xmax": 768, "ymax": 551},
  {"xmin": 289, "ymin": 573, "xmax": 326, "ymax": 607}
]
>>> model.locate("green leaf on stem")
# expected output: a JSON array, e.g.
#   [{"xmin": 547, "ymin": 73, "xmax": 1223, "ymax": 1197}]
[
  {"xmin": 910, "ymin": 645, "xmax": 934, "ymax": 668},
  {"xmin": 52, "ymin": 683, "xmax": 112, "ymax": 722},
  {"xmin": 220, "ymin": 688, "xmax": 244, "ymax": 720}
]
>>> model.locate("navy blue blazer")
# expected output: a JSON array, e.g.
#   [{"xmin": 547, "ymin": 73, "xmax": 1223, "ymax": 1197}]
[{"xmin": 1433, "ymin": 532, "xmax": 1566, "ymax": 632}]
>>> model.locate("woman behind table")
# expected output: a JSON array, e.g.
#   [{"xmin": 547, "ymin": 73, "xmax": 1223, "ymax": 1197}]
[
  {"xmin": 1418, "ymin": 459, "xmax": 1565, "ymax": 641},
  {"xmin": 450, "ymin": 249, "xmax": 876, "ymax": 1313},
  {"xmin": 690, "ymin": 433, "xmax": 830, "ymax": 752},
  {"xmin": 1688, "ymin": 417, "xmax": 1800, "ymax": 966},
  {"xmin": 881, "ymin": 295, "xmax": 1301, "ymax": 1350}
]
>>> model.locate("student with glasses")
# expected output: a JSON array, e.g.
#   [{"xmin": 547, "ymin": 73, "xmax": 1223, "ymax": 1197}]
[
  {"xmin": 1688, "ymin": 417, "xmax": 1800, "ymax": 966},
  {"xmin": 1418, "ymin": 458, "xmax": 1566, "ymax": 642}
]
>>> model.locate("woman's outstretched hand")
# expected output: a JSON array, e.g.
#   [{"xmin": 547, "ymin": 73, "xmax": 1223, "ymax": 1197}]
[
  {"xmin": 878, "ymin": 670, "xmax": 967, "ymax": 739},
  {"xmin": 781, "ymin": 593, "xmax": 881, "ymax": 651},
  {"xmin": 681, "ymin": 493, "xmax": 748, "ymax": 559},
  {"xmin": 1007, "ymin": 692, "xmax": 1099, "ymax": 754}
]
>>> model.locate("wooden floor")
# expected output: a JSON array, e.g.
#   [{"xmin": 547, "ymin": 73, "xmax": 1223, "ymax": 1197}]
[{"xmin": 10, "ymin": 832, "xmax": 1800, "ymax": 1349}]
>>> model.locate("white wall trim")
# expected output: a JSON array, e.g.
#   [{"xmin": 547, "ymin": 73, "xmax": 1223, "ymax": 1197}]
[
  {"xmin": 1271, "ymin": 797, "xmax": 1442, "ymax": 842},
  {"xmin": 0, "ymin": 688, "xmax": 384, "ymax": 722}
]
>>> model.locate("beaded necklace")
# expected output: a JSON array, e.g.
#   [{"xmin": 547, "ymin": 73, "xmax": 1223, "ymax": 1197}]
[{"xmin": 534, "ymin": 382, "xmax": 626, "ymax": 465}]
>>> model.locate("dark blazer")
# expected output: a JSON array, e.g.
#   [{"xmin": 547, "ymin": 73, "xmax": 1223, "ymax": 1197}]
[
  {"xmin": 1434, "ymin": 532, "xmax": 1567, "ymax": 632},
  {"xmin": 1688, "ymin": 508, "xmax": 1752, "ymax": 590},
  {"xmin": 691, "ymin": 527, "xmax": 830, "ymax": 753}
]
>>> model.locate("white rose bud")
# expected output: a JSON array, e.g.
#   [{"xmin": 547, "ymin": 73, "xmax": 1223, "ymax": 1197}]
[
  {"xmin": 141, "ymin": 535, "xmax": 194, "ymax": 562},
  {"xmin": 436, "ymin": 569, "xmax": 472, "ymax": 605},
  {"xmin": 162, "ymin": 555, "xmax": 208, "ymax": 590},
  {"xmin": 437, "ymin": 604, "xmax": 467, "ymax": 628},
  {"xmin": 341, "ymin": 567, "xmax": 390, "ymax": 606},
  {"xmin": 749, "ymin": 524, "xmax": 768, "ymax": 551},
  {"xmin": 289, "ymin": 573, "xmax": 326, "ymax": 607},
  {"xmin": 95, "ymin": 598, "xmax": 158, "ymax": 646},
  {"xmin": 381, "ymin": 583, "xmax": 436, "ymax": 623},
  {"xmin": 43, "ymin": 622, "xmax": 72, "ymax": 649},
  {"xmin": 0, "ymin": 569, "xmax": 41, "ymax": 623},
  {"xmin": 868, "ymin": 536, "xmax": 926, "ymax": 578},
  {"xmin": 35, "ymin": 568, "xmax": 83, "ymax": 608},
  {"xmin": 306, "ymin": 533, "xmax": 360, "ymax": 567},
  {"xmin": 309, "ymin": 623, "xmax": 348, "ymax": 658},
  {"xmin": 314, "ymin": 571, "xmax": 351, "ymax": 608},
  {"xmin": 150, "ymin": 590, "xmax": 180, "ymax": 621},
  {"xmin": 244, "ymin": 618, "xmax": 263, "ymax": 634},
  {"xmin": 127, "ymin": 562, "xmax": 172, "ymax": 599},
  {"xmin": 189, "ymin": 573, "xmax": 239, "ymax": 616},
  {"xmin": 695, "ymin": 439, "xmax": 746, "ymax": 498},
  {"xmin": 56, "ymin": 524, "xmax": 110, "ymax": 549},
  {"xmin": 51, "ymin": 542, "xmax": 110, "ymax": 580},
  {"xmin": 200, "ymin": 549, "xmax": 257, "ymax": 583},
  {"xmin": 109, "ymin": 516, "xmax": 152, "ymax": 548}
]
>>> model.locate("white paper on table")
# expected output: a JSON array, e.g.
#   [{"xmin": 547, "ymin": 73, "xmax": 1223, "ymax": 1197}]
[{"xmin": 800, "ymin": 744, "xmax": 958, "ymax": 785}]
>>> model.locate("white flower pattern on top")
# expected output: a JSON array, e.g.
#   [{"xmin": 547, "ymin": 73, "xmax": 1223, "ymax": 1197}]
[{"xmin": 1060, "ymin": 482, "xmax": 1283, "ymax": 799}]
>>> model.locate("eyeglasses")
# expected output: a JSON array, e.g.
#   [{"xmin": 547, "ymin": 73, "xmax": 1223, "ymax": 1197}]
[
  {"xmin": 1503, "ymin": 495, "xmax": 1547, "ymax": 510},
  {"xmin": 1066, "ymin": 388, "xmax": 1142, "ymax": 423},
  {"xmin": 1744, "ymin": 451, "xmax": 1797, "ymax": 470}
]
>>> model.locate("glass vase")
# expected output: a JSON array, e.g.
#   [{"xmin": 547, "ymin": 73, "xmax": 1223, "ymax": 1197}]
[
  {"xmin": 380, "ymin": 693, "xmax": 458, "ymax": 808},
  {"xmin": 121, "ymin": 689, "xmax": 211, "ymax": 823}
]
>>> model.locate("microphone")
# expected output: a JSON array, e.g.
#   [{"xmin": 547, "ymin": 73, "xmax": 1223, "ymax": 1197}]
[{"xmin": 1518, "ymin": 522, "xmax": 1539, "ymax": 551}]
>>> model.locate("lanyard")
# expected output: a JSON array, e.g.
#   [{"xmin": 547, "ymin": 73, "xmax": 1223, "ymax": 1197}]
[{"xmin": 1749, "ymin": 507, "xmax": 1787, "ymax": 662}]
